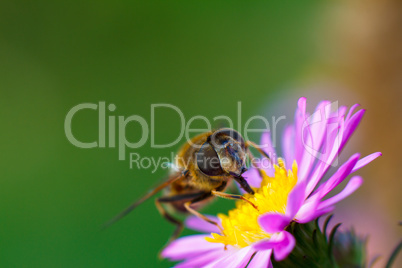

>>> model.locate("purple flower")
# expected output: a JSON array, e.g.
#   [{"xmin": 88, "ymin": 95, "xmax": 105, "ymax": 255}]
[{"xmin": 162, "ymin": 98, "xmax": 381, "ymax": 267}]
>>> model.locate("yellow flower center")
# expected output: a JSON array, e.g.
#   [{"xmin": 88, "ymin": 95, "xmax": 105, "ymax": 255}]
[{"xmin": 206, "ymin": 159, "xmax": 298, "ymax": 248}]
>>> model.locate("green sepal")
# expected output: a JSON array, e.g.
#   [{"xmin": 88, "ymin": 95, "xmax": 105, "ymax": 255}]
[{"xmin": 273, "ymin": 215, "xmax": 367, "ymax": 268}]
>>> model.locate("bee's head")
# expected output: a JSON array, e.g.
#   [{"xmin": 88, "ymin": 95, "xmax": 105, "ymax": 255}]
[
  {"xmin": 214, "ymin": 139, "xmax": 247, "ymax": 177},
  {"xmin": 196, "ymin": 129, "xmax": 247, "ymax": 178}
]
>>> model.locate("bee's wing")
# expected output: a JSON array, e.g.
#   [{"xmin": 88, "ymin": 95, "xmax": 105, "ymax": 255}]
[{"xmin": 102, "ymin": 171, "xmax": 187, "ymax": 229}]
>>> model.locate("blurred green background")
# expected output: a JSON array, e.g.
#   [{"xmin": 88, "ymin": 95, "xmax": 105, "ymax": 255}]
[{"xmin": 1, "ymin": 1, "xmax": 400, "ymax": 267}]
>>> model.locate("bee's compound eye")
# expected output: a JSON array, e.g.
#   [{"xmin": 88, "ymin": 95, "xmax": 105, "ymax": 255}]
[
  {"xmin": 211, "ymin": 128, "xmax": 245, "ymax": 147},
  {"xmin": 196, "ymin": 142, "xmax": 225, "ymax": 176}
]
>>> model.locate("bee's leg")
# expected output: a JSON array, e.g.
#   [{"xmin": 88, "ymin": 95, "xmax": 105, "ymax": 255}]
[
  {"xmin": 245, "ymin": 141, "xmax": 273, "ymax": 178},
  {"xmin": 184, "ymin": 193, "xmax": 224, "ymax": 233},
  {"xmin": 154, "ymin": 199, "xmax": 183, "ymax": 244},
  {"xmin": 245, "ymin": 140, "xmax": 272, "ymax": 162},
  {"xmin": 245, "ymin": 148, "xmax": 266, "ymax": 179},
  {"xmin": 211, "ymin": 190, "xmax": 258, "ymax": 210},
  {"xmin": 156, "ymin": 192, "xmax": 207, "ymax": 244}
]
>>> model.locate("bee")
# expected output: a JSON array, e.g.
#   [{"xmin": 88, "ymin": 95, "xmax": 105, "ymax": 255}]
[{"xmin": 104, "ymin": 128, "xmax": 270, "ymax": 243}]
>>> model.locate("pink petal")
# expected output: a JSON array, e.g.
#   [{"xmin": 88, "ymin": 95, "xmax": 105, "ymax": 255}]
[
  {"xmin": 298, "ymin": 205, "xmax": 335, "ymax": 223},
  {"xmin": 298, "ymin": 142, "xmax": 315, "ymax": 182},
  {"xmin": 338, "ymin": 106, "xmax": 348, "ymax": 119},
  {"xmin": 258, "ymin": 213, "xmax": 290, "ymax": 234},
  {"xmin": 260, "ymin": 131, "xmax": 277, "ymax": 162},
  {"xmin": 352, "ymin": 152, "xmax": 382, "ymax": 173},
  {"xmin": 174, "ymin": 250, "xmax": 226, "ymax": 268},
  {"xmin": 254, "ymin": 232, "xmax": 296, "ymax": 261},
  {"xmin": 314, "ymin": 153, "xmax": 360, "ymax": 199},
  {"xmin": 282, "ymin": 125, "xmax": 295, "ymax": 167},
  {"xmin": 257, "ymin": 131, "xmax": 276, "ymax": 177},
  {"xmin": 345, "ymin": 103, "xmax": 360, "ymax": 122},
  {"xmin": 161, "ymin": 234, "xmax": 222, "ymax": 260},
  {"xmin": 321, "ymin": 118, "xmax": 345, "ymax": 167},
  {"xmin": 204, "ymin": 246, "xmax": 254, "ymax": 268},
  {"xmin": 305, "ymin": 119, "xmax": 345, "ymax": 196},
  {"xmin": 340, "ymin": 109, "xmax": 365, "ymax": 150},
  {"xmin": 272, "ymin": 231, "xmax": 296, "ymax": 261},
  {"xmin": 309, "ymin": 101, "xmax": 331, "ymax": 153},
  {"xmin": 286, "ymin": 181, "xmax": 306, "ymax": 218},
  {"xmin": 295, "ymin": 194, "xmax": 320, "ymax": 223},
  {"xmin": 185, "ymin": 215, "xmax": 221, "ymax": 233},
  {"xmin": 256, "ymin": 161, "xmax": 275, "ymax": 177},
  {"xmin": 294, "ymin": 97, "xmax": 307, "ymax": 163},
  {"xmin": 318, "ymin": 176, "xmax": 363, "ymax": 209},
  {"xmin": 242, "ymin": 167, "xmax": 264, "ymax": 191},
  {"xmin": 247, "ymin": 250, "xmax": 273, "ymax": 268},
  {"xmin": 298, "ymin": 120, "xmax": 315, "ymax": 181},
  {"xmin": 253, "ymin": 232, "xmax": 286, "ymax": 250},
  {"xmin": 298, "ymin": 101, "xmax": 331, "ymax": 181}
]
